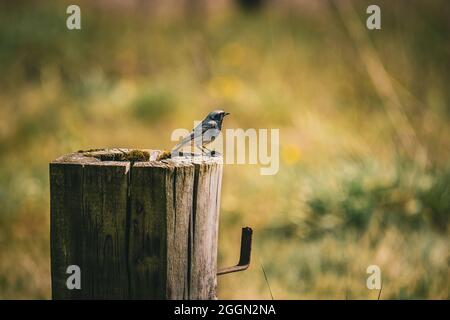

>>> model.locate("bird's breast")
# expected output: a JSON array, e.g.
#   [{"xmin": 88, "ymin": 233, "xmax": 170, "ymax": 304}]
[{"xmin": 201, "ymin": 128, "xmax": 220, "ymax": 145}]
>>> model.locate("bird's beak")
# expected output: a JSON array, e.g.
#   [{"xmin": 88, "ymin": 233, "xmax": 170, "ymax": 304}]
[{"xmin": 224, "ymin": 112, "xmax": 230, "ymax": 116}]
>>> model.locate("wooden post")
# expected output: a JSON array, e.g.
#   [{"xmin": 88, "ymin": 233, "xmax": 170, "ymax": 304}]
[{"xmin": 50, "ymin": 149, "xmax": 223, "ymax": 299}]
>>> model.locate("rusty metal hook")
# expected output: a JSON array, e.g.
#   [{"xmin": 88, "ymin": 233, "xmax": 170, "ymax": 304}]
[{"xmin": 217, "ymin": 227, "xmax": 253, "ymax": 276}]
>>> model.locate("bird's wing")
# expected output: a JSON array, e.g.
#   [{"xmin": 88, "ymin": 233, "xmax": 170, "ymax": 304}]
[
  {"xmin": 201, "ymin": 120, "xmax": 218, "ymax": 132},
  {"xmin": 172, "ymin": 121, "xmax": 218, "ymax": 152},
  {"xmin": 171, "ymin": 131, "xmax": 195, "ymax": 151}
]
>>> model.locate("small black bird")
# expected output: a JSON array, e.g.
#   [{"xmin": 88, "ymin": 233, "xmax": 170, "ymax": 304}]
[{"xmin": 172, "ymin": 110, "xmax": 230, "ymax": 155}]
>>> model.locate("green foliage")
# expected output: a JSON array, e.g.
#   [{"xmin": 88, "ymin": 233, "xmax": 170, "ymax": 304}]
[
  {"xmin": 417, "ymin": 168, "xmax": 450, "ymax": 233},
  {"xmin": 266, "ymin": 160, "xmax": 449, "ymax": 243},
  {"xmin": 131, "ymin": 90, "xmax": 175, "ymax": 123}
]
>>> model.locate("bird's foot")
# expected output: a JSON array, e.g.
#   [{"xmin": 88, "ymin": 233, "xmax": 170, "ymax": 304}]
[
  {"xmin": 203, "ymin": 149, "xmax": 221, "ymax": 157},
  {"xmin": 209, "ymin": 150, "xmax": 221, "ymax": 157}
]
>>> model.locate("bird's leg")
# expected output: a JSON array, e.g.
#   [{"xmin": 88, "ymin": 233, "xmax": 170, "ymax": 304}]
[
  {"xmin": 198, "ymin": 145, "xmax": 208, "ymax": 155},
  {"xmin": 205, "ymin": 146, "xmax": 220, "ymax": 156},
  {"xmin": 202, "ymin": 146, "xmax": 213, "ymax": 154}
]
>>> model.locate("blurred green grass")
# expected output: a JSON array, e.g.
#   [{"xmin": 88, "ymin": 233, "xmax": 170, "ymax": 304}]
[{"xmin": 0, "ymin": 0, "xmax": 449, "ymax": 299}]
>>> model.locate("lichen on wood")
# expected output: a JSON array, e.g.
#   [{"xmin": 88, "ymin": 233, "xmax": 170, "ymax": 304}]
[{"xmin": 77, "ymin": 148, "xmax": 152, "ymax": 162}]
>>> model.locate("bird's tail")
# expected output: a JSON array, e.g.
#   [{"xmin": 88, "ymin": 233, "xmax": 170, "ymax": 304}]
[
  {"xmin": 171, "ymin": 132, "xmax": 195, "ymax": 154},
  {"xmin": 171, "ymin": 139, "xmax": 191, "ymax": 155},
  {"xmin": 171, "ymin": 143, "xmax": 183, "ymax": 153}
]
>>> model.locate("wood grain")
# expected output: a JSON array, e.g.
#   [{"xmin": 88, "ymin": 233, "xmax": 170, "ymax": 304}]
[
  {"xmin": 50, "ymin": 162, "xmax": 84, "ymax": 299},
  {"xmin": 50, "ymin": 156, "xmax": 130, "ymax": 299},
  {"xmin": 81, "ymin": 162, "xmax": 130, "ymax": 298},
  {"xmin": 189, "ymin": 161, "xmax": 223, "ymax": 299},
  {"xmin": 50, "ymin": 150, "xmax": 223, "ymax": 299}
]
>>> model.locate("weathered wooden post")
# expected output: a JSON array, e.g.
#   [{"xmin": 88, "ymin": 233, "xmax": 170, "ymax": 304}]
[{"xmin": 50, "ymin": 148, "xmax": 223, "ymax": 299}]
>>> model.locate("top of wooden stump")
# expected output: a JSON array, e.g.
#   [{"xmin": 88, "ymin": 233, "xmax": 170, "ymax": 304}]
[{"xmin": 51, "ymin": 148, "xmax": 223, "ymax": 167}]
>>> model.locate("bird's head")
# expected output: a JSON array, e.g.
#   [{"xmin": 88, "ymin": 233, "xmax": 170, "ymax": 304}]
[{"xmin": 206, "ymin": 109, "xmax": 230, "ymax": 122}]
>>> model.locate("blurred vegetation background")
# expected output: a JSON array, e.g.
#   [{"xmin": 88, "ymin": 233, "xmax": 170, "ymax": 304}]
[{"xmin": 0, "ymin": 0, "xmax": 448, "ymax": 299}]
